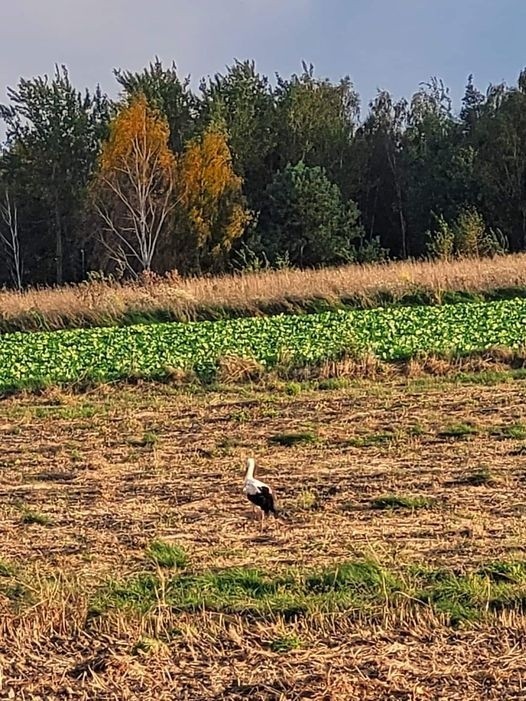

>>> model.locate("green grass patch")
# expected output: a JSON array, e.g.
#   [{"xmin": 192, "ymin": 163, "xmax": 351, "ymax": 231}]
[
  {"xmin": 317, "ymin": 377, "xmax": 350, "ymax": 391},
  {"xmin": 90, "ymin": 573, "xmax": 160, "ymax": 616},
  {"xmin": 371, "ymin": 495, "xmax": 434, "ymax": 510},
  {"xmin": 304, "ymin": 561, "xmax": 401, "ymax": 596},
  {"xmin": 21, "ymin": 509, "xmax": 53, "ymax": 526},
  {"xmin": 347, "ymin": 431, "xmax": 395, "ymax": 447},
  {"xmin": 284, "ymin": 381, "xmax": 302, "ymax": 396},
  {"xmin": 269, "ymin": 634, "xmax": 302, "ymax": 653},
  {"xmin": 269, "ymin": 431, "xmax": 318, "ymax": 447},
  {"xmin": 146, "ymin": 540, "xmax": 188, "ymax": 569},
  {"xmin": 86, "ymin": 559, "xmax": 526, "ymax": 626},
  {"xmin": 439, "ymin": 422, "xmax": 479, "ymax": 438},
  {"xmin": 491, "ymin": 422, "xmax": 526, "ymax": 440},
  {"xmin": 415, "ymin": 563, "xmax": 526, "ymax": 624}
]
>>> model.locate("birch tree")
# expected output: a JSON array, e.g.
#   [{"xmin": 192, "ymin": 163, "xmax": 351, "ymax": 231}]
[
  {"xmin": 92, "ymin": 94, "xmax": 177, "ymax": 276},
  {"xmin": 0, "ymin": 190, "xmax": 22, "ymax": 290}
]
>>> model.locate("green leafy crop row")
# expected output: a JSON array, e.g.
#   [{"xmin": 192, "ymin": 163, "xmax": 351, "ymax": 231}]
[{"xmin": 0, "ymin": 299, "xmax": 525, "ymax": 391}]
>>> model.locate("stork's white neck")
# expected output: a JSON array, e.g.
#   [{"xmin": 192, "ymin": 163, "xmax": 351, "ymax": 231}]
[{"xmin": 245, "ymin": 458, "xmax": 256, "ymax": 480}]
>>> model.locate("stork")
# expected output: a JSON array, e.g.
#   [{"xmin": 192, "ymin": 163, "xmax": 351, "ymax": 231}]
[{"xmin": 243, "ymin": 457, "xmax": 277, "ymax": 527}]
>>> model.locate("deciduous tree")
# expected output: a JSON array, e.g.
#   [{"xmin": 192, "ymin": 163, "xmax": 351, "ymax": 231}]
[
  {"xmin": 115, "ymin": 58, "xmax": 196, "ymax": 153},
  {"xmin": 175, "ymin": 127, "xmax": 250, "ymax": 273},
  {"xmin": 91, "ymin": 94, "xmax": 177, "ymax": 276},
  {"xmin": 351, "ymin": 91, "xmax": 408, "ymax": 257},
  {"xmin": 404, "ymin": 79, "xmax": 476, "ymax": 255},
  {"xmin": 468, "ymin": 72, "xmax": 526, "ymax": 250},
  {"xmin": 0, "ymin": 188, "xmax": 22, "ymax": 290},
  {"xmin": 198, "ymin": 60, "xmax": 277, "ymax": 211},
  {"xmin": 275, "ymin": 63, "xmax": 359, "ymax": 193},
  {"xmin": 0, "ymin": 65, "xmax": 110, "ymax": 283}
]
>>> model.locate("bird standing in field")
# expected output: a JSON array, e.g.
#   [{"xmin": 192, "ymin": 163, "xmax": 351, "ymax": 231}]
[{"xmin": 243, "ymin": 457, "xmax": 277, "ymax": 528}]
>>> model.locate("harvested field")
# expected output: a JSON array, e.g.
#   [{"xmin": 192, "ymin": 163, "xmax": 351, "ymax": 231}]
[{"xmin": 2, "ymin": 374, "xmax": 526, "ymax": 699}]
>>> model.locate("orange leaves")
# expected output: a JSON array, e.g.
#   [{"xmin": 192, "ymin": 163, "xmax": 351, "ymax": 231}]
[
  {"xmin": 99, "ymin": 94, "xmax": 175, "ymax": 179},
  {"xmin": 179, "ymin": 129, "xmax": 240, "ymax": 205},
  {"xmin": 91, "ymin": 94, "xmax": 178, "ymax": 274},
  {"xmin": 93, "ymin": 99, "xmax": 249, "ymax": 275},
  {"xmin": 177, "ymin": 128, "xmax": 250, "ymax": 263}
]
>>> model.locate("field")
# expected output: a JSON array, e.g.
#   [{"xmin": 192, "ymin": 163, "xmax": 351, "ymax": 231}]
[
  {"xmin": 3, "ymin": 373, "xmax": 526, "ymax": 699},
  {"xmin": 3, "ymin": 255, "xmax": 526, "ymax": 699},
  {"xmin": 2, "ymin": 254, "xmax": 526, "ymax": 333},
  {"xmin": 2, "ymin": 298, "xmax": 526, "ymax": 393}
]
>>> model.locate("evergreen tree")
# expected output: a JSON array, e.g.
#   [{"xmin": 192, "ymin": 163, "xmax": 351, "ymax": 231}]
[{"xmin": 258, "ymin": 161, "xmax": 363, "ymax": 267}]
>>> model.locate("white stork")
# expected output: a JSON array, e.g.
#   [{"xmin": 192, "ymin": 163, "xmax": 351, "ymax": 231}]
[{"xmin": 243, "ymin": 457, "xmax": 277, "ymax": 527}]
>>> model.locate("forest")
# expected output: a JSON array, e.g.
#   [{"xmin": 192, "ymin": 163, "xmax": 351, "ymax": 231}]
[{"xmin": 0, "ymin": 58, "xmax": 524, "ymax": 288}]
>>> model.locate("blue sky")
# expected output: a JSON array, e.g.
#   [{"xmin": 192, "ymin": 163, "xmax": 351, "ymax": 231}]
[{"xmin": 1, "ymin": 0, "xmax": 525, "ymax": 115}]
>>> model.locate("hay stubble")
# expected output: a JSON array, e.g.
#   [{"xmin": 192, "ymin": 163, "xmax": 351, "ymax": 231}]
[{"xmin": 2, "ymin": 377, "xmax": 526, "ymax": 699}]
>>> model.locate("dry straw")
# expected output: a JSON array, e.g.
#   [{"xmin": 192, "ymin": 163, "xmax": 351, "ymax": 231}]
[{"xmin": 1, "ymin": 253, "xmax": 526, "ymax": 332}]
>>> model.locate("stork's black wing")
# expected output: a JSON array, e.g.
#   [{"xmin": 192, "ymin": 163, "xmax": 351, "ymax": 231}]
[{"xmin": 247, "ymin": 486, "xmax": 276, "ymax": 515}]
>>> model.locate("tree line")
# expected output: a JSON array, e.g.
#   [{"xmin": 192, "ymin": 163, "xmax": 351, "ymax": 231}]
[{"xmin": 0, "ymin": 59, "xmax": 525, "ymax": 288}]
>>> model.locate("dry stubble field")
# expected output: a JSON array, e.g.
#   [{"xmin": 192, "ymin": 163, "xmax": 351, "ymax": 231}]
[{"xmin": 2, "ymin": 374, "xmax": 526, "ymax": 699}]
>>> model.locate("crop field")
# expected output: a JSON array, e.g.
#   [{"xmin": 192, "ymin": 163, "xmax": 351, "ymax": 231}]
[
  {"xmin": 2, "ymin": 373, "xmax": 526, "ymax": 699},
  {"xmin": 2, "ymin": 298, "xmax": 526, "ymax": 392}
]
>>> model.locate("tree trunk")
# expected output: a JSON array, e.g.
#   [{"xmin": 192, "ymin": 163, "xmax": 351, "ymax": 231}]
[
  {"xmin": 395, "ymin": 180, "xmax": 407, "ymax": 258},
  {"xmin": 369, "ymin": 183, "xmax": 379, "ymax": 240},
  {"xmin": 386, "ymin": 142, "xmax": 407, "ymax": 258},
  {"xmin": 55, "ymin": 204, "xmax": 63, "ymax": 285}
]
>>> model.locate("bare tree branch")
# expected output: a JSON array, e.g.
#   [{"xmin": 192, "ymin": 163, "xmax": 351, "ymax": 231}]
[{"xmin": 0, "ymin": 190, "xmax": 23, "ymax": 290}]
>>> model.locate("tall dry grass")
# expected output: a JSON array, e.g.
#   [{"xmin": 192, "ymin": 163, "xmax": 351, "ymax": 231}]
[{"xmin": 2, "ymin": 254, "xmax": 526, "ymax": 332}]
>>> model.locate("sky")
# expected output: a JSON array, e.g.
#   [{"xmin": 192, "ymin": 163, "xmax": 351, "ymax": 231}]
[{"xmin": 1, "ymin": 0, "xmax": 526, "ymax": 116}]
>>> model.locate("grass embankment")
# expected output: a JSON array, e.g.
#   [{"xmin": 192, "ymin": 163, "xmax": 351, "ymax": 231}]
[
  {"xmin": 2, "ymin": 254, "xmax": 526, "ymax": 333},
  {"xmin": 2, "ymin": 297, "xmax": 526, "ymax": 394},
  {"xmin": 3, "ymin": 377, "xmax": 526, "ymax": 698}
]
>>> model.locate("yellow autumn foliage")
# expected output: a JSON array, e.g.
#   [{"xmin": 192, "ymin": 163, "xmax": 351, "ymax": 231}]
[
  {"xmin": 92, "ymin": 94, "xmax": 178, "ymax": 275},
  {"xmin": 94, "ymin": 102, "xmax": 248, "ymax": 275},
  {"xmin": 99, "ymin": 94, "xmax": 175, "ymax": 179},
  {"xmin": 177, "ymin": 128, "xmax": 250, "ymax": 271}
]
